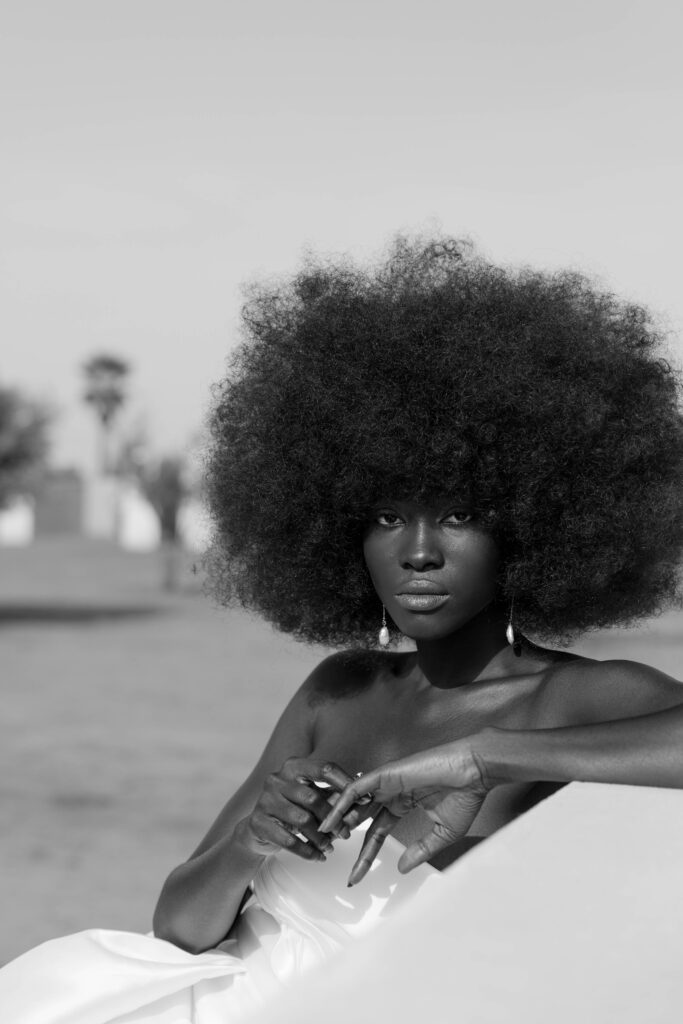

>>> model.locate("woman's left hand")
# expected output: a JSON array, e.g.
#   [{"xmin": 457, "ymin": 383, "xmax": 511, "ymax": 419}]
[
  {"xmin": 320, "ymin": 738, "xmax": 491, "ymax": 883},
  {"xmin": 325, "ymin": 701, "xmax": 683, "ymax": 884}
]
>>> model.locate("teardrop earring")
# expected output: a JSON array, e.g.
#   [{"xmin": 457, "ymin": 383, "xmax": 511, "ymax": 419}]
[
  {"xmin": 378, "ymin": 606, "xmax": 390, "ymax": 648},
  {"xmin": 506, "ymin": 598, "xmax": 523, "ymax": 657}
]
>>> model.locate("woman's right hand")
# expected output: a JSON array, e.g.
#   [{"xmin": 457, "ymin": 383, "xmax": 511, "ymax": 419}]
[{"xmin": 233, "ymin": 757, "xmax": 360, "ymax": 862}]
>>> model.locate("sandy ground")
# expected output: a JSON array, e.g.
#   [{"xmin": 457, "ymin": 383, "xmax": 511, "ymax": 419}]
[
  {"xmin": 0, "ymin": 539, "xmax": 327, "ymax": 964},
  {"xmin": 1, "ymin": 539, "xmax": 682, "ymax": 965}
]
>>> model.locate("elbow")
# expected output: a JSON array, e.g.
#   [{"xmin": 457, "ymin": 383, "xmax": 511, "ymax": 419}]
[
  {"xmin": 152, "ymin": 880, "xmax": 199, "ymax": 954},
  {"xmin": 152, "ymin": 875, "xmax": 225, "ymax": 955},
  {"xmin": 152, "ymin": 900, "xmax": 186, "ymax": 951},
  {"xmin": 152, "ymin": 904, "xmax": 214, "ymax": 955}
]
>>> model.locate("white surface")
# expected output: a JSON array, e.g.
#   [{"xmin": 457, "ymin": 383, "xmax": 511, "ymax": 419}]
[
  {"xmin": 250, "ymin": 782, "xmax": 683, "ymax": 1024},
  {"xmin": 117, "ymin": 485, "xmax": 161, "ymax": 552},
  {"xmin": 0, "ymin": 496, "xmax": 34, "ymax": 546}
]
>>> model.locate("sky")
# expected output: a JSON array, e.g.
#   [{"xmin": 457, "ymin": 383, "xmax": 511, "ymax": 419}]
[{"xmin": 2, "ymin": 0, "xmax": 683, "ymax": 473}]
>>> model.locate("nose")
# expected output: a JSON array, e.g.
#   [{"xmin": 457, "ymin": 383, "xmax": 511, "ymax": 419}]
[{"xmin": 399, "ymin": 519, "xmax": 445, "ymax": 572}]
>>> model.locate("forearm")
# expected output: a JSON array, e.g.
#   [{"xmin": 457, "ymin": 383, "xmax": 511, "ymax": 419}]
[
  {"xmin": 478, "ymin": 703, "xmax": 683, "ymax": 791},
  {"xmin": 153, "ymin": 820, "xmax": 265, "ymax": 954}
]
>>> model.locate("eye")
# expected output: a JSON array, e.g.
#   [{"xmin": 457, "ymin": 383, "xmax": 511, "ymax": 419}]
[
  {"xmin": 443, "ymin": 511, "xmax": 473, "ymax": 525},
  {"xmin": 375, "ymin": 511, "xmax": 404, "ymax": 527}
]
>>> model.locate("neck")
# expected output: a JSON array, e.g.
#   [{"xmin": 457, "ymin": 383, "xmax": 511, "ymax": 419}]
[{"xmin": 413, "ymin": 603, "xmax": 517, "ymax": 690}]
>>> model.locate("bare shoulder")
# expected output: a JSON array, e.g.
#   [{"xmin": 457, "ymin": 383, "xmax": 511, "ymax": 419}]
[
  {"xmin": 302, "ymin": 648, "xmax": 408, "ymax": 708},
  {"xmin": 539, "ymin": 654, "xmax": 683, "ymax": 724}
]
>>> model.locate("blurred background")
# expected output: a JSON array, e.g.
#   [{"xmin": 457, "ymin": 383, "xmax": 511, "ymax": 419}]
[{"xmin": 2, "ymin": 0, "xmax": 683, "ymax": 965}]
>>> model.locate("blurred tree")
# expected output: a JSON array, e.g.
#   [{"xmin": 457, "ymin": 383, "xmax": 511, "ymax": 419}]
[
  {"xmin": 116, "ymin": 419, "xmax": 148, "ymax": 480},
  {"xmin": 142, "ymin": 457, "xmax": 187, "ymax": 544},
  {"xmin": 140, "ymin": 456, "xmax": 189, "ymax": 590},
  {"xmin": 0, "ymin": 386, "xmax": 51, "ymax": 508},
  {"xmin": 82, "ymin": 355, "xmax": 130, "ymax": 474}
]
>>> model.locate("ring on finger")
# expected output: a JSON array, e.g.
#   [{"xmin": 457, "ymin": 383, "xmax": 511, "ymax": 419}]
[{"xmin": 353, "ymin": 770, "xmax": 374, "ymax": 806}]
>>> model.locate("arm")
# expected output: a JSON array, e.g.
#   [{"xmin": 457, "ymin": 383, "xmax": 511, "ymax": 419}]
[
  {"xmin": 322, "ymin": 662, "xmax": 683, "ymax": 877},
  {"xmin": 482, "ymin": 658, "xmax": 683, "ymax": 788},
  {"xmin": 153, "ymin": 657, "xmax": 350, "ymax": 953},
  {"xmin": 480, "ymin": 701, "xmax": 683, "ymax": 790}
]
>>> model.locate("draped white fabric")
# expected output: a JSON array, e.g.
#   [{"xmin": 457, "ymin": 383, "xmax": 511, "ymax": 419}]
[{"xmin": 0, "ymin": 825, "xmax": 441, "ymax": 1023}]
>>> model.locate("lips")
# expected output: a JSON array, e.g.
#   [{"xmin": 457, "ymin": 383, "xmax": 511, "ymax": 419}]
[
  {"xmin": 394, "ymin": 592, "xmax": 449, "ymax": 611},
  {"xmin": 397, "ymin": 578, "xmax": 446, "ymax": 593}
]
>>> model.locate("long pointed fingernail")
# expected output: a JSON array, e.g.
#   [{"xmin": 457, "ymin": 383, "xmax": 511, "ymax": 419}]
[{"xmin": 346, "ymin": 861, "xmax": 367, "ymax": 887}]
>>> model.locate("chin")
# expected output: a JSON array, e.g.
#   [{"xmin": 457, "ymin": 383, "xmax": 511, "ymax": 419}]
[
  {"xmin": 392, "ymin": 603, "xmax": 491, "ymax": 641},
  {"xmin": 394, "ymin": 616, "xmax": 464, "ymax": 642}
]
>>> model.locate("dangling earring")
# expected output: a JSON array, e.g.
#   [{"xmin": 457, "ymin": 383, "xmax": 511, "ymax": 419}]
[
  {"xmin": 378, "ymin": 606, "xmax": 390, "ymax": 648},
  {"xmin": 506, "ymin": 598, "xmax": 523, "ymax": 657}
]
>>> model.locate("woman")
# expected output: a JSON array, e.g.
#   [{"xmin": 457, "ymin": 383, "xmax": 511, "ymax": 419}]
[{"xmin": 3, "ymin": 236, "xmax": 683, "ymax": 1022}]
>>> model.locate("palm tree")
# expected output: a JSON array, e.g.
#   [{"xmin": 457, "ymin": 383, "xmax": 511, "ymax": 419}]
[{"xmin": 82, "ymin": 355, "xmax": 130, "ymax": 474}]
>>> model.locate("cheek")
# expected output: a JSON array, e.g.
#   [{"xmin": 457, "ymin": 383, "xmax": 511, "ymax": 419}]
[
  {"xmin": 362, "ymin": 536, "xmax": 385, "ymax": 583},
  {"xmin": 476, "ymin": 533, "xmax": 500, "ymax": 571},
  {"xmin": 362, "ymin": 532, "xmax": 400, "ymax": 594},
  {"xmin": 457, "ymin": 535, "xmax": 500, "ymax": 595}
]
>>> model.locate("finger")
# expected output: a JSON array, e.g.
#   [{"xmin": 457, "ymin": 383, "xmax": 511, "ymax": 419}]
[
  {"xmin": 302, "ymin": 762, "xmax": 373, "ymax": 836},
  {"xmin": 398, "ymin": 787, "xmax": 487, "ymax": 871},
  {"xmin": 248, "ymin": 811, "xmax": 325, "ymax": 860},
  {"xmin": 323, "ymin": 745, "xmax": 481, "ymax": 833},
  {"xmin": 303, "ymin": 787, "xmax": 353, "ymax": 839},
  {"xmin": 283, "ymin": 781, "xmax": 338, "ymax": 825},
  {"xmin": 312, "ymin": 764, "xmax": 373, "ymax": 807},
  {"xmin": 349, "ymin": 772, "xmax": 375, "ymax": 807},
  {"xmin": 319, "ymin": 761, "xmax": 357, "ymax": 792},
  {"xmin": 340, "ymin": 799, "xmax": 381, "ymax": 834},
  {"xmin": 319, "ymin": 770, "xmax": 385, "ymax": 832},
  {"xmin": 284, "ymin": 758, "xmax": 354, "ymax": 792},
  {"xmin": 315, "ymin": 791, "xmax": 353, "ymax": 840},
  {"xmin": 277, "ymin": 773, "xmax": 352, "ymax": 839},
  {"xmin": 347, "ymin": 808, "xmax": 399, "ymax": 887},
  {"xmin": 397, "ymin": 823, "xmax": 456, "ymax": 873},
  {"xmin": 260, "ymin": 818, "xmax": 328, "ymax": 861},
  {"xmin": 296, "ymin": 825, "xmax": 335, "ymax": 853},
  {"xmin": 277, "ymin": 799, "xmax": 336, "ymax": 854},
  {"xmin": 287, "ymin": 760, "xmax": 362, "ymax": 835}
]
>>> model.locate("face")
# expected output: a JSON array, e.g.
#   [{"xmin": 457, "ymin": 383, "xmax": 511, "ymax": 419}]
[{"xmin": 363, "ymin": 498, "xmax": 500, "ymax": 641}]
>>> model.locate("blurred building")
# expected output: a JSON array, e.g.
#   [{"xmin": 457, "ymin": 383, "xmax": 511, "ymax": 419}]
[
  {"xmin": 34, "ymin": 469, "xmax": 84, "ymax": 536},
  {"xmin": 0, "ymin": 469, "xmax": 85, "ymax": 546},
  {"xmin": 0, "ymin": 467, "xmax": 205, "ymax": 552}
]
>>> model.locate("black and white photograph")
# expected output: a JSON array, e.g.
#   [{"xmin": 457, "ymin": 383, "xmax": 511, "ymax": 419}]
[{"xmin": 1, "ymin": 2, "xmax": 683, "ymax": 1021}]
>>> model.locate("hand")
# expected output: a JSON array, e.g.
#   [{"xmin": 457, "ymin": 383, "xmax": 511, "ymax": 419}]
[
  {"xmin": 320, "ymin": 739, "xmax": 491, "ymax": 882},
  {"xmin": 235, "ymin": 757, "xmax": 374, "ymax": 862}
]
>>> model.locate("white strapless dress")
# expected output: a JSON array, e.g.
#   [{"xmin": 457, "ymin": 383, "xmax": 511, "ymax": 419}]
[{"xmin": 0, "ymin": 825, "xmax": 441, "ymax": 1023}]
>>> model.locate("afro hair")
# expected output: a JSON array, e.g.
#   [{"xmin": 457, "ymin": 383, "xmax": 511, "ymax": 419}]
[{"xmin": 205, "ymin": 236, "xmax": 683, "ymax": 647}]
